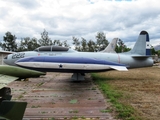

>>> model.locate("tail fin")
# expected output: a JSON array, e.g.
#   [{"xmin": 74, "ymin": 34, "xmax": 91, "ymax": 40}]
[
  {"xmin": 126, "ymin": 31, "xmax": 151, "ymax": 56},
  {"xmin": 100, "ymin": 38, "xmax": 118, "ymax": 53},
  {"xmin": 0, "ymin": 100, "xmax": 27, "ymax": 120}
]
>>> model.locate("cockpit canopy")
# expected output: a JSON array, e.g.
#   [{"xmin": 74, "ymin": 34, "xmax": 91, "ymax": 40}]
[{"xmin": 34, "ymin": 46, "xmax": 69, "ymax": 52}]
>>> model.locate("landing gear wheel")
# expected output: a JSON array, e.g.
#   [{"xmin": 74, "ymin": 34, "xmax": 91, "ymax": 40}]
[
  {"xmin": 0, "ymin": 87, "xmax": 11, "ymax": 96},
  {"xmin": 0, "ymin": 87, "xmax": 12, "ymax": 102}
]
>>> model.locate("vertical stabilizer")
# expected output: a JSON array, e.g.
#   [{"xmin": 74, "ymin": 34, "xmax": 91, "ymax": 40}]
[
  {"xmin": 127, "ymin": 31, "xmax": 151, "ymax": 56},
  {"xmin": 100, "ymin": 38, "xmax": 118, "ymax": 53}
]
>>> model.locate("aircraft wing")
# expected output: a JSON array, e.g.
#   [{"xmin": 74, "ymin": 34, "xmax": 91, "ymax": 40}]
[
  {"xmin": 0, "ymin": 65, "xmax": 46, "ymax": 89},
  {"xmin": 0, "ymin": 74, "xmax": 18, "ymax": 89},
  {"xmin": 109, "ymin": 66, "xmax": 128, "ymax": 71}
]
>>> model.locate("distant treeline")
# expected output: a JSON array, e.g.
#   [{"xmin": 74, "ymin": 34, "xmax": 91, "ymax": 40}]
[{"xmin": 0, "ymin": 29, "xmax": 159, "ymax": 56}]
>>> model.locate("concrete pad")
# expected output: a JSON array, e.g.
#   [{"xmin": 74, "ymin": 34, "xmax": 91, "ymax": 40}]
[{"xmin": 8, "ymin": 73, "xmax": 116, "ymax": 120}]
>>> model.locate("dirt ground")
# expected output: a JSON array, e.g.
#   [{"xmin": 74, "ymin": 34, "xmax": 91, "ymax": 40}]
[
  {"xmin": 97, "ymin": 64, "xmax": 160, "ymax": 120},
  {"xmin": 7, "ymin": 64, "xmax": 160, "ymax": 120}
]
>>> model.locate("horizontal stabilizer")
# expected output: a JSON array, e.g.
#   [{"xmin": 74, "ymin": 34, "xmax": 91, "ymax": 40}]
[{"xmin": 110, "ymin": 66, "xmax": 128, "ymax": 71}]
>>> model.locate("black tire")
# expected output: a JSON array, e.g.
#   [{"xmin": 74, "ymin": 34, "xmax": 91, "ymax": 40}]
[{"xmin": 0, "ymin": 87, "xmax": 11, "ymax": 97}]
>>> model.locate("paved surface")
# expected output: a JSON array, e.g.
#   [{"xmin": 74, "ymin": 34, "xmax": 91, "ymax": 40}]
[{"xmin": 8, "ymin": 73, "xmax": 116, "ymax": 120}]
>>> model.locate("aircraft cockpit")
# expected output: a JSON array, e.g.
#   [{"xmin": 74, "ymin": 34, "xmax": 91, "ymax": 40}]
[{"xmin": 34, "ymin": 46, "xmax": 69, "ymax": 52}]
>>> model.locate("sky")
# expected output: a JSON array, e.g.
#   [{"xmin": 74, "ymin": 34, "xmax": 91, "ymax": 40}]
[{"xmin": 0, "ymin": 0, "xmax": 160, "ymax": 49}]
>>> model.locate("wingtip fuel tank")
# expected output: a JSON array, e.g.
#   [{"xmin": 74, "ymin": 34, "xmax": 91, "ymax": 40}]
[{"xmin": 0, "ymin": 65, "xmax": 46, "ymax": 79}]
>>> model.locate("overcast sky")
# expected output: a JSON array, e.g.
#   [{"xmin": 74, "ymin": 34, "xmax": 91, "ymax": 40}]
[{"xmin": 0, "ymin": 0, "xmax": 160, "ymax": 48}]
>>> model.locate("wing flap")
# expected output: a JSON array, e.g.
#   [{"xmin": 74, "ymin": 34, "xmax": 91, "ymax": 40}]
[{"xmin": 110, "ymin": 66, "xmax": 128, "ymax": 71}]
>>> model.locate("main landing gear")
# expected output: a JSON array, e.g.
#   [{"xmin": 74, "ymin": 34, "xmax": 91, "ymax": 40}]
[{"xmin": 71, "ymin": 73, "xmax": 85, "ymax": 81}]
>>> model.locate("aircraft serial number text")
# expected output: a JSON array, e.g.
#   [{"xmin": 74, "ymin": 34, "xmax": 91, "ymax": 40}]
[{"xmin": 12, "ymin": 53, "xmax": 25, "ymax": 59}]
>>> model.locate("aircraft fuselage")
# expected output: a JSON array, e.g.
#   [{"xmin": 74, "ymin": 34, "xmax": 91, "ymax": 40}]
[{"xmin": 4, "ymin": 51, "xmax": 153, "ymax": 73}]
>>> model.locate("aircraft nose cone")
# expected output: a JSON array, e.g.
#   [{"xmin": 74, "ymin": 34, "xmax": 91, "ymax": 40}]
[{"xmin": 3, "ymin": 55, "xmax": 12, "ymax": 65}]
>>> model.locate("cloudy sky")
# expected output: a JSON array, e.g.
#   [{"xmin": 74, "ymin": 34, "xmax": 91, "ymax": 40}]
[{"xmin": 0, "ymin": 0, "xmax": 160, "ymax": 48}]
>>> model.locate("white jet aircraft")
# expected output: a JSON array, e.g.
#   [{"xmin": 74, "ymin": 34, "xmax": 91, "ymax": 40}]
[{"xmin": 4, "ymin": 31, "xmax": 153, "ymax": 80}]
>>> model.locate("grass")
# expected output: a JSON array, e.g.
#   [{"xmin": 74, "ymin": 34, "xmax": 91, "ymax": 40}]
[
  {"xmin": 91, "ymin": 66, "xmax": 160, "ymax": 120},
  {"xmin": 69, "ymin": 99, "xmax": 78, "ymax": 104},
  {"xmin": 18, "ymin": 94, "xmax": 23, "ymax": 99},
  {"xmin": 100, "ymin": 109, "xmax": 112, "ymax": 113},
  {"xmin": 31, "ymin": 105, "xmax": 41, "ymax": 108},
  {"xmin": 69, "ymin": 110, "xmax": 79, "ymax": 113},
  {"xmin": 37, "ymin": 82, "xmax": 44, "ymax": 87},
  {"xmin": 91, "ymin": 73, "xmax": 141, "ymax": 120}
]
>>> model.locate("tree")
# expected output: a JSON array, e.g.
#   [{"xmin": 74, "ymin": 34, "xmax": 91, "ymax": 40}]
[
  {"xmin": 17, "ymin": 37, "xmax": 40, "ymax": 51},
  {"xmin": 95, "ymin": 32, "xmax": 109, "ymax": 51},
  {"xmin": 72, "ymin": 36, "xmax": 81, "ymax": 51},
  {"xmin": 72, "ymin": 32, "xmax": 109, "ymax": 52},
  {"xmin": 87, "ymin": 40, "xmax": 96, "ymax": 52},
  {"xmin": 51, "ymin": 39, "xmax": 70, "ymax": 47},
  {"xmin": 81, "ymin": 38, "xmax": 88, "ymax": 52},
  {"xmin": 0, "ymin": 32, "xmax": 17, "ymax": 51},
  {"xmin": 38, "ymin": 29, "xmax": 52, "ymax": 46},
  {"xmin": 115, "ymin": 39, "xmax": 131, "ymax": 53},
  {"xmin": 52, "ymin": 40, "xmax": 63, "ymax": 46},
  {"xmin": 63, "ymin": 40, "xmax": 70, "ymax": 47}
]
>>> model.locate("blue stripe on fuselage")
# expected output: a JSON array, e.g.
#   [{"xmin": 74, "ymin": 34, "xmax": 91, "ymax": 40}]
[
  {"xmin": 16, "ymin": 56, "xmax": 126, "ymax": 66},
  {"xmin": 146, "ymin": 49, "xmax": 151, "ymax": 56}
]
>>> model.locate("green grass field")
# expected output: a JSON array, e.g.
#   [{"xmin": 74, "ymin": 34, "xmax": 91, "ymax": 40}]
[{"xmin": 92, "ymin": 65, "xmax": 160, "ymax": 120}]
